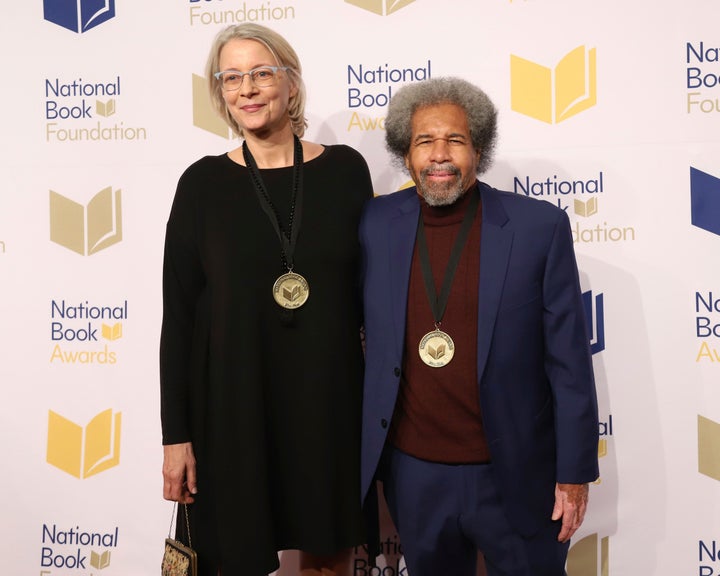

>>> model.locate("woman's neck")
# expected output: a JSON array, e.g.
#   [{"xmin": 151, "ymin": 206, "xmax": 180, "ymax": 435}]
[{"xmin": 243, "ymin": 128, "xmax": 296, "ymax": 169}]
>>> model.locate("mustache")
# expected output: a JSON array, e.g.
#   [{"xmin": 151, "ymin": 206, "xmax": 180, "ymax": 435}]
[{"xmin": 421, "ymin": 163, "xmax": 460, "ymax": 177}]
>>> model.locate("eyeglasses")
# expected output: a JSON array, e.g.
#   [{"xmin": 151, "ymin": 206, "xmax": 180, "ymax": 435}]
[{"xmin": 214, "ymin": 66, "xmax": 289, "ymax": 91}]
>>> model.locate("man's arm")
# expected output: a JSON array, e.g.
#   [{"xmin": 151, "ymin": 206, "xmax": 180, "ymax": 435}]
[{"xmin": 552, "ymin": 482, "xmax": 589, "ymax": 542}]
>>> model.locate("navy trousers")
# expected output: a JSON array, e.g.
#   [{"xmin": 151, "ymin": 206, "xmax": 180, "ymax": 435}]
[{"xmin": 381, "ymin": 447, "xmax": 570, "ymax": 576}]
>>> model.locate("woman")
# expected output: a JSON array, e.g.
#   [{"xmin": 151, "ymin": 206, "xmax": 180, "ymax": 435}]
[{"xmin": 160, "ymin": 23, "xmax": 373, "ymax": 576}]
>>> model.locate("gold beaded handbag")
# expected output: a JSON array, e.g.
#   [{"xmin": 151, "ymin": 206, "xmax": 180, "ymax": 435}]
[{"xmin": 161, "ymin": 503, "xmax": 197, "ymax": 576}]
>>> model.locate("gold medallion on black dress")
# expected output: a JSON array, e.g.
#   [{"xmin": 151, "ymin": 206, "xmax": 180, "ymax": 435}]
[
  {"xmin": 272, "ymin": 271, "xmax": 310, "ymax": 309},
  {"xmin": 418, "ymin": 328, "xmax": 455, "ymax": 368},
  {"xmin": 243, "ymin": 135, "xmax": 309, "ymax": 310}
]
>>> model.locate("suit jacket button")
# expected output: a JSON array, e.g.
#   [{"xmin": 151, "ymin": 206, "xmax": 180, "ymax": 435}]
[
  {"xmin": 381, "ymin": 419, "xmax": 388, "ymax": 429},
  {"xmin": 393, "ymin": 367, "xmax": 401, "ymax": 377}
]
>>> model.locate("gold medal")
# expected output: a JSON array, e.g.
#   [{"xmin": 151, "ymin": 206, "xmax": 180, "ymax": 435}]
[
  {"xmin": 273, "ymin": 272, "xmax": 309, "ymax": 309},
  {"xmin": 418, "ymin": 329, "xmax": 455, "ymax": 368}
]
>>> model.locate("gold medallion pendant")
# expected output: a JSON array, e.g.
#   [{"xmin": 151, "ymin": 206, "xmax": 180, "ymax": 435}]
[
  {"xmin": 418, "ymin": 329, "xmax": 455, "ymax": 367},
  {"xmin": 273, "ymin": 272, "xmax": 309, "ymax": 309}
]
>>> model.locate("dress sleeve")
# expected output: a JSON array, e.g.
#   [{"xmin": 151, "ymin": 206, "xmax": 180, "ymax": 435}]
[
  {"xmin": 348, "ymin": 145, "xmax": 374, "ymax": 202},
  {"xmin": 159, "ymin": 166, "xmax": 206, "ymax": 445}
]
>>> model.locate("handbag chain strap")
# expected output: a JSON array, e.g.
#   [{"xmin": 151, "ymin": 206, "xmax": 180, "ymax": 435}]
[{"xmin": 168, "ymin": 502, "xmax": 193, "ymax": 548}]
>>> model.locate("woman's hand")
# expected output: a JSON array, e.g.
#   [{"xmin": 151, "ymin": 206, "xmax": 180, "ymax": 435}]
[{"xmin": 162, "ymin": 442, "xmax": 197, "ymax": 503}]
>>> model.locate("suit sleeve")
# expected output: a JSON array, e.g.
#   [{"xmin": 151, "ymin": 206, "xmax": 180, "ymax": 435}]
[{"xmin": 542, "ymin": 210, "xmax": 599, "ymax": 484}]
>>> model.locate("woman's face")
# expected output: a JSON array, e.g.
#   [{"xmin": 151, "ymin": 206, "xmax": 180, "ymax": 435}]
[{"xmin": 217, "ymin": 38, "xmax": 296, "ymax": 138}]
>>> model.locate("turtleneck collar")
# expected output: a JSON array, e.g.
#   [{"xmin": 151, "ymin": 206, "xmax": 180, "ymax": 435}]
[{"xmin": 420, "ymin": 182, "xmax": 480, "ymax": 226}]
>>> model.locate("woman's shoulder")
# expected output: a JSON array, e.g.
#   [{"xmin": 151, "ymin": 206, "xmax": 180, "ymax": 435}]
[
  {"xmin": 319, "ymin": 143, "xmax": 367, "ymax": 163},
  {"xmin": 307, "ymin": 143, "xmax": 373, "ymax": 198},
  {"xmin": 310, "ymin": 144, "xmax": 371, "ymax": 178},
  {"xmin": 175, "ymin": 154, "xmax": 239, "ymax": 194},
  {"xmin": 180, "ymin": 153, "xmax": 232, "ymax": 179},
  {"xmin": 171, "ymin": 154, "xmax": 238, "ymax": 212}
]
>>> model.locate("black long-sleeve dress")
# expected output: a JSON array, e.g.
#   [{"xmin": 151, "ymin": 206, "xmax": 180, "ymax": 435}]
[{"xmin": 160, "ymin": 145, "xmax": 373, "ymax": 576}]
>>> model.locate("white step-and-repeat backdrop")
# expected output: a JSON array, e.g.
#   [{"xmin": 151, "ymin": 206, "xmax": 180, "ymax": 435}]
[{"xmin": 1, "ymin": 1, "xmax": 720, "ymax": 574}]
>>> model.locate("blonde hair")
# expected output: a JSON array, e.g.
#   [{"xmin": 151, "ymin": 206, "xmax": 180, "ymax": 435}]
[{"xmin": 205, "ymin": 23, "xmax": 307, "ymax": 138}]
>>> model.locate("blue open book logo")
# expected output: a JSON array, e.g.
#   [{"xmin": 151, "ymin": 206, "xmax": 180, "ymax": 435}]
[
  {"xmin": 44, "ymin": 0, "xmax": 116, "ymax": 33},
  {"xmin": 582, "ymin": 290, "xmax": 605, "ymax": 355},
  {"xmin": 691, "ymin": 167, "xmax": 720, "ymax": 237}
]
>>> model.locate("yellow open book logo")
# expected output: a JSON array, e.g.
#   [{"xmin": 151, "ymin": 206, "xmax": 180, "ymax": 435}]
[
  {"xmin": 511, "ymin": 46, "xmax": 597, "ymax": 124},
  {"xmin": 344, "ymin": 0, "xmax": 416, "ymax": 15},
  {"xmin": 46, "ymin": 409, "xmax": 122, "ymax": 479},
  {"xmin": 102, "ymin": 322, "xmax": 123, "ymax": 341},
  {"xmin": 49, "ymin": 187, "xmax": 122, "ymax": 255},
  {"xmin": 597, "ymin": 438, "xmax": 608, "ymax": 459},
  {"xmin": 192, "ymin": 74, "xmax": 233, "ymax": 139}
]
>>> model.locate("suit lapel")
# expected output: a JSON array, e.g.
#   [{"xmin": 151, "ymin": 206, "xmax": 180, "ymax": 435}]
[
  {"xmin": 388, "ymin": 190, "xmax": 420, "ymax": 358},
  {"xmin": 477, "ymin": 185, "xmax": 513, "ymax": 381}
]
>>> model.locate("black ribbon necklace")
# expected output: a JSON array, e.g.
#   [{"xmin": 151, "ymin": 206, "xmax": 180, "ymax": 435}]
[
  {"xmin": 242, "ymin": 134, "xmax": 304, "ymax": 272},
  {"xmin": 415, "ymin": 188, "xmax": 479, "ymax": 367},
  {"xmin": 243, "ymin": 134, "xmax": 310, "ymax": 312}
]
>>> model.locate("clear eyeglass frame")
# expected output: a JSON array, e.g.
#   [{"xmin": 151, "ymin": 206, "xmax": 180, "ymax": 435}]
[{"xmin": 213, "ymin": 66, "xmax": 289, "ymax": 91}]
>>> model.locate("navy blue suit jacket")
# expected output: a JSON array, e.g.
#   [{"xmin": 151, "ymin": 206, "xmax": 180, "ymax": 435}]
[{"xmin": 359, "ymin": 182, "xmax": 599, "ymax": 538}]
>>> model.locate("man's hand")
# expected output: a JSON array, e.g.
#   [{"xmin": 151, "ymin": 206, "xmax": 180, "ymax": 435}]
[
  {"xmin": 552, "ymin": 483, "xmax": 589, "ymax": 542},
  {"xmin": 162, "ymin": 442, "xmax": 197, "ymax": 503}
]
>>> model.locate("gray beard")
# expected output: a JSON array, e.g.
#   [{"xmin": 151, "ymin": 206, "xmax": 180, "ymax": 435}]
[{"xmin": 417, "ymin": 165, "xmax": 464, "ymax": 206}]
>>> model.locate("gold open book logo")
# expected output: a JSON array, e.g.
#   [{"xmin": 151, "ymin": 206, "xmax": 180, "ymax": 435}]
[
  {"xmin": 698, "ymin": 415, "xmax": 720, "ymax": 481},
  {"xmin": 96, "ymin": 99, "xmax": 116, "ymax": 117},
  {"xmin": 428, "ymin": 343, "xmax": 446, "ymax": 360},
  {"xmin": 90, "ymin": 550, "xmax": 111, "ymax": 570},
  {"xmin": 575, "ymin": 197, "xmax": 598, "ymax": 217},
  {"xmin": 344, "ymin": 0, "xmax": 416, "ymax": 15},
  {"xmin": 567, "ymin": 533, "xmax": 609, "ymax": 576},
  {"xmin": 511, "ymin": 46, "xmax": 597, "ymax": 124},
  {"xmin": 49, "ymin": 187, "xmax": 122, "ymax": 255},
  {"xmin": 46, "ymin": 409, "xmax": 122, "ymax": 479},
  {"xmin": 283, "ymin": 284, "xmax": 301, "ymax": 302},
  {"xmin": 192, "ymin": 74, "xmax": 233, "ymax": 138}
]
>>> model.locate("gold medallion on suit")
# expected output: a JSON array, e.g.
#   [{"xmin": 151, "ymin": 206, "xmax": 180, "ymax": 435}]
[{"xmin": 418, "ymin": 329, "xmax": 455, "ymax": 367}]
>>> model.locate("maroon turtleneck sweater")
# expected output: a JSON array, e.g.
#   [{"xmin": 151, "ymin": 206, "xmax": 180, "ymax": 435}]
[{"xmin": 388, "ymin": 185, "xmax": 490, "ymax": 464}]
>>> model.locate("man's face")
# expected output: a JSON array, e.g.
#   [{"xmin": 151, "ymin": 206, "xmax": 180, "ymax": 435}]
[{"xmin": 404, "ymin": 103, "xmax": 481, "ymax": 206}]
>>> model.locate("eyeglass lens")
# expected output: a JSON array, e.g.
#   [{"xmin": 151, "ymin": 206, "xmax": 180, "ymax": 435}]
[{"xmin": 221, "ymin": 67, "xmax": 278, "ymax": 90}]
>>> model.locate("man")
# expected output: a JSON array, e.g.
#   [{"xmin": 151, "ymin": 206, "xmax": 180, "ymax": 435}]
[{"xmin": 359, "ymin": 77, "xmax": 599, "ymax": 576}]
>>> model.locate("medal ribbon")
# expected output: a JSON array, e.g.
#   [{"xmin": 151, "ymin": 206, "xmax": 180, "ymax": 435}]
[
  {"xmin": 416, "ymin": 188, "xmax": 480, "ymax": 328},
  {"xmin": 243, "ymin": 135, "xmax": 304, "ymax": 271}
]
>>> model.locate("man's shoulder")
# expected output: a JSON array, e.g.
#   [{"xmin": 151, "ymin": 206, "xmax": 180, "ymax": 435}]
[
  {"xmin": 480, "ymin": 182, "xmax": 567, "ymax": 223},
  {"xmin": 374, "ymin": 186, "xmax": 418, "ymax": 204}
]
